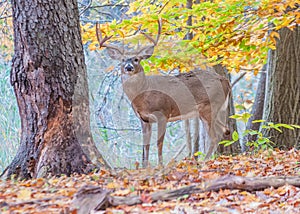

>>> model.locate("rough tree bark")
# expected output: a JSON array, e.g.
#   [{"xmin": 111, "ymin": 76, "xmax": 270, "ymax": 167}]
[
  {"xmin": 263, "ymin": 26, "xmax": 300, "ymax": 148},
  {"xmin": 3, "ymin": 0, "xmax": 105, "ymax": 179}
]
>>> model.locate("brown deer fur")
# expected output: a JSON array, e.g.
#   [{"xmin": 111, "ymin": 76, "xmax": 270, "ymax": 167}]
[{"xmin": 97, "ymin": 21, "xmax": 231, "ymax": 167}]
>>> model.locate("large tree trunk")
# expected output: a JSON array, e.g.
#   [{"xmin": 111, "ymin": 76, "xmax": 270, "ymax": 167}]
[
  {"xmin": 263, "ymin": 26, "xmax": 300, "ymax": 148},
  {"xmin": 4, "ymin": 0, "xmax": 99, "ymax": 179}
]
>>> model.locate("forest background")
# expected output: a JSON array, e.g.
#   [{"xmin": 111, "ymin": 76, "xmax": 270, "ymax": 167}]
[
  {"xmin": 0, "ymin": 0, "xmax": 299, "ymax": 171},
  {"xmin": 0, "ymin": 0, "xmax": 300, "ymax": 212}
]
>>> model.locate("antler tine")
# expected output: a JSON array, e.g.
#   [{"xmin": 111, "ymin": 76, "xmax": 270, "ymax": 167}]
[
  {"xmin": 141, "ymin": 18, "xmax": 162, "ymax": 46},
  {"xmin": 156, "ymin": 18, "xmax": 162, "ymax": 45},
  {"xmin": 96, "ymin": 22, "xmax": 123, "ymax": 53}
]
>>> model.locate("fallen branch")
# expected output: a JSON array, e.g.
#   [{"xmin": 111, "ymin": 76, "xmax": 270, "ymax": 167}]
[
  {"xmin": 72, "ymin": 174, "xmax": 300, "ymax": 213},
  {"xmin": 1, "ymin": 196, "xmax": 67, "ymax": 209}
]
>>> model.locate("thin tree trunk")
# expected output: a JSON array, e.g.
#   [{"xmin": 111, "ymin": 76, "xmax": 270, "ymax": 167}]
[
  {"xmin": 73, "ymin": 63, "xmax": 109, "ymax": 168},
  {"xmin": 183, "ymin": 0, "xmax": 193, "ymax": 158},
  {"xmin": 184, "ymin": 0, "xmax": 193, "ymax": 40},
  {"xmin": 263, "ymin": 26, "xmax": 300, "ymax": 148},
  {"xmin": 4, "ymin": 0, "xmax": 97, "ymax": 179},
  {"xmin": 242, "ymin": 67, "xmax": 267, "ymax": 151},
  {"xmin": 214, "ymin": 65, "xmax": 241, "ymax": 155}
]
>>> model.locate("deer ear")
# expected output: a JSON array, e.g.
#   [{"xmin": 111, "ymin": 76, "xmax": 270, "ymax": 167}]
[
  {"xmin": 138, "ymin": 46, "xmax": 154, "ymax": 59},
  {"xmin": 107, "ymin": 48, "xmax": 123, "ymax": 60}
]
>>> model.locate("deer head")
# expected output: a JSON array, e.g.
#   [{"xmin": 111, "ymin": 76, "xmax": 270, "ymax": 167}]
[{"xmin": 96, "ymin": 20, "xmax": 161, "ymax": 76}]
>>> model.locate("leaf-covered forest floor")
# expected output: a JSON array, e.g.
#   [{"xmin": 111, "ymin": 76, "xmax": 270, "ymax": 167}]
[{"xmin": 1, "ymin": 149, "xmax": 300, "ymax": 213}]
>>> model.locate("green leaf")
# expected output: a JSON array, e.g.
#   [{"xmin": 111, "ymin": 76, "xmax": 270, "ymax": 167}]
[
  {"xmin": 261, "ymin": 125, "xmax": 270, "ymax": 129},
  {"xmin": 219, "ymin": 140, "xmax": 235, "ymax": 147},
  {"xmin": 276, "ymin": 123, "xmax": 295, "ymax": 130},
  {"xmin": 257, "ymin": 138, "xmax": 268, "ymax": 144},
  {"xmin": 248, "ymin": 130, "xmax": 259, "ymax": 135},
  {"xmin": 241, "ymin": 113, "xmax": 252, "ymax": 123},
  {"xmin": 273, "ymin": 126, "xmax": 283, "ymax": 133},
  {"xmin": 130, "ymin": 186, "xmax": 135, "ymax": 192},
  {"xmin": 235, "ymin": 104, "xmax": 245, "ymax": 111},
  {"xmin": 232, "ymin": 131, "xmax": 239, "ymax": 141},
  {"xmin": 194, "ymin": 151, "xmax": 205, "ymax": 157},
  {"xmin": 219, "ymin": 140, "xmax": 231, "ymax": 145},
  {"xmin": 268, "ymin": 123, "xmax": 283, "ymax": 133},
  {"xmin": 224, "ymin": 141, "xmax": 235, "ymax": 147},
  {"xmin": 239, "ymin": 39, "xmax": 246, "ymax": 49},
  {"xmin": 292, "ymin": 124, "xmax": 300, "ymax": 129},
  {"xmin": 144, "ymin": 64, "xmax": 151, "ymax": 73},
  {"xmin": 250, "ymin": 45, "xmax": 257, "ymax": 50},
  {"xmin": 252, "ymin": 119, "xmax": 265, "ymax": 123},
  {"xmin": 230, "ymin": 114, "xmax": 242, "ymax": 119}
]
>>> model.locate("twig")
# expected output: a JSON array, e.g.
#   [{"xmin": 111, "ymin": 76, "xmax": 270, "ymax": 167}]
[
  {"xmin": 97, "ymin": 126, "xmax": 140, "ymax": 132},
  {"xmin": 89, "ymin": 4, "xmax": 129, "ymax": 8},
  {"xmin": 0, "ymin": 14, "xmax": 12, "ymax": 19},
  {"xmin": 167, "ymin": 143, "xmax": 186, "ymax": 166},
  {"xmin": 79, "ymin": 0, "xmax": 92, "ymax": 16},
  {"xmin": 158, "ymin": 0, "xmax": 170, "ymax": 14},
  {"xmin": 2, "ymin": 196, "xmax": 67, "ymax": 208},
  {"xmin": 231, "ymin": 72, "xmax": 246, "ymax": 87}
]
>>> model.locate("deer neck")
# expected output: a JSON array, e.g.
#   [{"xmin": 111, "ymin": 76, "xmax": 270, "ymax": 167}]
[{"xmin": 121, "ymin": 71, "xmax": 148, "ymax": 101}]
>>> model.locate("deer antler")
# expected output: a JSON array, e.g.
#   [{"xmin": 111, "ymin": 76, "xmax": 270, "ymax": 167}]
[
  {"xmin": 96, "ymin": 23, "xmax": 123, "ymax": 53},
  {"xmin": 141, "ymin": 18, "xmax": 162, "ymax": 46}
]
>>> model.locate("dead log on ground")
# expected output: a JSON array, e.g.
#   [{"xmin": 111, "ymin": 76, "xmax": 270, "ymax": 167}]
[{"xmin": 72, "ymin": 174, "xmax": 300, "ymax": 213}]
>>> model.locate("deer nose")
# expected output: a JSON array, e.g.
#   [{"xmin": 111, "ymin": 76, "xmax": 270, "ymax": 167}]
[{"xmin": 124, "ymin": 64, "xmax": 134, "ymax": 72}]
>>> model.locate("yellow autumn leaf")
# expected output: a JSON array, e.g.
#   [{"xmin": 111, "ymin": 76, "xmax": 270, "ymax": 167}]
[
  {"xmin": 58, "ymin": 189, "xmax": 77, "ymax": 197},
  {"xmin": 275, "ymin": 17, "xmax": 293, "ymax": 30},
  {"xmin": 269, "ymin": 44, "xmax": 276, "ymax": 50},
  {"xmin": 88, "ymin": 42, "xmax": 97, "ymax": 51},
  {"xmin": 105, "ymin": 65, "xmax": 115, "ymax": 72},
  {"xmin": 17, "ymin": 189, "xmax": 32, "ymax": 200},
  {"xmin": 269, "ymin": 31, "xmax": 279, "ymax": 45},
  {"xmin": 106, "ymin": 182, "xmax": 120, "ymax": 189},
  {"xmin": 114, "ymin": 189, "xmax": 131, "ymax": 196},
  {"xmin": 117, "ymin": 29, "xmax": 125, "ymax": 38}
]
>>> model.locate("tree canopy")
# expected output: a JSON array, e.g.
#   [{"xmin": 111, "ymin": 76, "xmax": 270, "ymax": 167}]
[{"xmin": 82, "ymin": 0, "xmax": 299, "ymax": 74}]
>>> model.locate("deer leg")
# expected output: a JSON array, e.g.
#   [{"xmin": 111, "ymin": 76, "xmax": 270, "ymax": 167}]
[
  {"xmin": 184, "ymin": 119, "xmax": 192, "ymax": 157},
  {"xmin": 141, "ymin": 121, "xmax": 152, "ymax": 168},
  {"xmin": 204, "ymin": 124, "xmax": 219, "ymax": 160},
  {"xmin": 199, "ymin": 108, "xmax": 219, "ymax": 160},
  {"xmin": 204, "ymin": 117, "xmax": 226, "ymax": 160},
  {"xmin": 157, "ymin": 117, "xmax": 167, "ymax": 166},
  {"xmin": 215, "ymin": 94, "xmax": 231, "ymax": 137}
]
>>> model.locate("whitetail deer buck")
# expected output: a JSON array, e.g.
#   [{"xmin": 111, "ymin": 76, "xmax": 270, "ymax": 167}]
[{"xmin": 96, "ymin": 20, "xmax": 231, "ymax": 167}]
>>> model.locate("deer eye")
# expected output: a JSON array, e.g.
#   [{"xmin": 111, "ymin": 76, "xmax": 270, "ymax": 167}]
[{"xmin": 134, "ymin": 58, "xmax": 139, "ymax": 62}]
